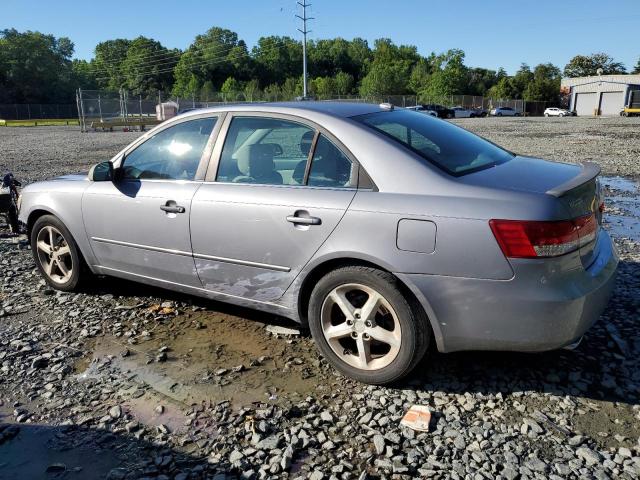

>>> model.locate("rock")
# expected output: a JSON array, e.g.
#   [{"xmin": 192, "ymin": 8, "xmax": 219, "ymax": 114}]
[
  {"xmin": 229, "ymin": 450, "xmax": 244, "ymax": 463},
  {"xmin": 320, "ymin": 411, "xmax": 333, "ymax": 423},
  {"xmin": 373, "ymin": 434, "xmax": 385, "ymax": 455},
  {"xmin": 109, "ymin": 405, "xmax": 122, "ymax": 419},
  {"xmin": 577, "ymin": 447, "xmax": 603, "ymax": 466}
]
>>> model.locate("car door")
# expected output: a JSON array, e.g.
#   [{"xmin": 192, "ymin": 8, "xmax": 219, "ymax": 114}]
[
  {"xmin": 82, "ymin": 114, "xmax": 220, "ymax": 286},
  {"xmin": 190, "ymin": 113, "xmax": 357, "ymax": 302}
]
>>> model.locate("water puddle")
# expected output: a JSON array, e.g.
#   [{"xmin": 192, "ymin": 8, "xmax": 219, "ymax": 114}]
[
  {"xmin": 75, "ymin": 311, "xmax": 322, "ymax": 413},
  {"xmin": 601, "ymin": 176, "xmax": 640, "ymax": 242}
]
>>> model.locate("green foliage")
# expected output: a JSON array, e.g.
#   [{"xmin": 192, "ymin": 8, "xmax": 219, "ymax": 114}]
[
  {"xmin": 633, "ymin": 57, "xmax": 640, "ymax": 75},
  {"xmin": 0, "ymin": 29, "xmax": 76, "ymax": 103},
  {"xmin": 120, "ymin": 36, "xmax": 176, "ymax": 97},
  {"xmin": 3, "ymin": 25, "xmax": 630, "ymax": 107},
  {"xmin": 564, "ymin": 53, "xmax": 626, "ymax": 78}
]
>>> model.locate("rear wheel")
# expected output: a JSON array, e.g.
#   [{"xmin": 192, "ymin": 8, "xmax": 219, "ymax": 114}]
[
  {"xmin": 31, "ymin": 215, "xmax": 87, "ymax": 291},
  {"xmin": 308, "ymin": 266, "xmax": 430, "ymax": 384}
]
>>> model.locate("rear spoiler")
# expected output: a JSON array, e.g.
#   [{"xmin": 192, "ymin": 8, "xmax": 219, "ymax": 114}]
[{"xmin": 546, "ymin": 162, "xmax": 601, "ymax": 197}]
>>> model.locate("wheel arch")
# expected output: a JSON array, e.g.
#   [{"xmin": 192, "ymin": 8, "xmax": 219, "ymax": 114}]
[
  {"xmin": 26, "ymin": 208, "xmax": 96, "ymax": 273},
  {"xmin": 296, "ymin": 256, "xmax": 444, "ymax": 351}
]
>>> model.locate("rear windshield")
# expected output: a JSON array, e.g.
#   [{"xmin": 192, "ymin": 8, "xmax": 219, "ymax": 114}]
[{"xmin": 354, "ymin": 109, "xmax": 514, "ymax": 175}]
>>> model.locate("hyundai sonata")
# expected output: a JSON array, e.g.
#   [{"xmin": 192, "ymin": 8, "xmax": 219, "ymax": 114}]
[{"xmin": 19, "ymin": 102, "xmax": 618, "ymax": 384}]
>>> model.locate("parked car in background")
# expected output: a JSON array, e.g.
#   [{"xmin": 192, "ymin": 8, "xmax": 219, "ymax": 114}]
[
  {"xmin": 422, "ymin": 104, "xmax": 455, "ymax": 119},
  {"xmin": 544, "ymin": 107, "xmax": 574, "ymax": 117},
  {"xmin": 451, "ymin": 106, "xmax": 475, "ymax": 118},
  {"xmin": 451, "ymin": 107, "xmax": 488, "ymax": 118},
  {"xmin": 406, "ymin": 105, "xmax": 438, "ymax": 117},
  {"xmin": 19, "ymin": 102, "xmax": 617, "ymax": 385},
  {"xmin": 490, "ymin": 106, "xmax": 521, "ymax": 117}
]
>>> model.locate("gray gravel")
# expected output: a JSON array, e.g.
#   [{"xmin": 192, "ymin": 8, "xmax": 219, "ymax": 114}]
[{"xmin": 0, "ymin": 122, "xmax": 639, "ymax": 479}]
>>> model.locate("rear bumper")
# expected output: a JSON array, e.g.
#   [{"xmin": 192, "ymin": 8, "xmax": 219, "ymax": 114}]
[{"xmin": 400, "ymin": 229, "xmax": 618, "ymax": 353}]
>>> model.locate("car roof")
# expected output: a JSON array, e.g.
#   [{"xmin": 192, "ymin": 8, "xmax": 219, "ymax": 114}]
[{"xmin": 177, "ymin": 101, "xmax": 385, "ymax": 120}]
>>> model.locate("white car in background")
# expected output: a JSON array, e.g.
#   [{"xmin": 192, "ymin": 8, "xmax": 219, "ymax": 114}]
[
  {"xmin": 490, "ymin": 106, "xmax": 521, "ymax": 117},
  {"xmin": 406, "ymin": 105, "xmax": 438, "ymax": 117},
  {"xmin": 451, "ymin": 106, "xmax": 475, "ymax": 118},
  {"xmin": 544, "ymin": 107, "xmax": 573, "ymax": 117}
]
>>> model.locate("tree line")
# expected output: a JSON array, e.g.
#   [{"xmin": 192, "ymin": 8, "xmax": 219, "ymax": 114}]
[{"xmin": 1, "ymin": 27, "xmax": 638, "ymax": 105}]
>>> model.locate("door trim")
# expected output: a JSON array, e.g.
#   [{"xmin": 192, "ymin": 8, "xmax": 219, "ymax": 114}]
[{"xmin": 92, "ymin": 236, "xmax": 291, "ymax": 272}]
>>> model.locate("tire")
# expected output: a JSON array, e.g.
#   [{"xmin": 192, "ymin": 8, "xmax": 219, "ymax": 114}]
[
  {"xmin": 514, "ymin": 113, "xmax": 521, "ymax": 117},
  {"xmin": 308, "ymin": 266, "xmax": 430, "ymax": 385},
  {"xmin": 31, "ymin": 214, "xmax": 88, "ymax": 291},
  {"xmin": 497, "ymin": 113, "xmax": 502, "ymax": 117},
  {"xmin": 446, "ymin": 113, "xmax": 453, "ymax": 119},
  {"xmin": 545, "ymin": 113, "xmax": 549, "ymax": 117}
]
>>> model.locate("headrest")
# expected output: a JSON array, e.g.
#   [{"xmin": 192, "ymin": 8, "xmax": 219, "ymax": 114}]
[
  {"xmin": 236, "ymin": 144, "xmax": 275, "ymax": 177},
  {"xmin": 300, "ymin": 130, "xmax": 315, "ymax": 156}
]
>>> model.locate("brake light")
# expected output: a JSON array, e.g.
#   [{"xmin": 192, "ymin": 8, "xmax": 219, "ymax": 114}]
[{"xmin": 489, "ymin": 214, "xmax": 597, "ymax": 258}]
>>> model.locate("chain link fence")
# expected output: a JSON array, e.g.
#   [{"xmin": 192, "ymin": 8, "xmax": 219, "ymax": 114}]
[{"xmin": 0, "ymin": 104, "xmax": 77, "ymax": 120}]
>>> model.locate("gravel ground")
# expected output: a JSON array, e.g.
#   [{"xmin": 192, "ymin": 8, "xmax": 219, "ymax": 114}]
[{"xmin": 0, "ymin": 120, "xmax": 639, "ymax": 479}]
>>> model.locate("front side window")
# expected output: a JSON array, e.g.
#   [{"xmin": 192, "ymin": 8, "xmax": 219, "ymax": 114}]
[
  {"xmin": 122, "ymin": 117, "xmax": 216, "ymax": 180},
  {"xmin": 355, "ymin": 109, "xmax": 514, "ymax": 175},
  {"xmin": 217, "ymin": 117, "xmax": 314, "ymax": 186}
]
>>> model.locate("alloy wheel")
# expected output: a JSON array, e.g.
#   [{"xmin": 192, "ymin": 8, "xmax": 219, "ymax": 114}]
[
  {"xmin": 320, "ymin": 283, "xmax": 402, "ymax": 371},
  {"xmin": 36, "ymin": 225, "xmax": 73, "ymax": 284}
]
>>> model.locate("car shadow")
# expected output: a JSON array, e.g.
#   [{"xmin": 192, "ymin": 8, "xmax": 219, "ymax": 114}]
[
  {"xmin": 0, "ymin": 421, "xmax": 240, "ymax": 479},
  {"xmin": 80, "ymin": 256, "xmax": 638, "ymax": 406}
]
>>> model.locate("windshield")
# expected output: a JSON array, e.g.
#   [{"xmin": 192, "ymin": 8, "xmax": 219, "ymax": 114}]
[{"xmin": 355, "ymin": 109, "xmax": 513, "ymax": 175}]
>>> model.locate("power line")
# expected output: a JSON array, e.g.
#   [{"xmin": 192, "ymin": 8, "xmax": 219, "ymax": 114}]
[
  {"xmin": 296, "ymin": 1, "xmax": 313, "ymax": 98},
  {"xmin": 93, "ymin": 36, "xmax": 295, "ymax": 82}
]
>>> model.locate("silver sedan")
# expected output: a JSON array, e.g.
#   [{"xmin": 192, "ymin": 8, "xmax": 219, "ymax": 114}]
[{"xmin": 19, "ymin": 102, "xmax": 618, "ymax": 384}]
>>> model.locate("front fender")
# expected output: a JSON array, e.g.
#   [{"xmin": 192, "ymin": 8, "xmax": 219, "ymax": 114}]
[{"xmin": 19, "ymin": 188, "xmax": 99, "ymax": 272}]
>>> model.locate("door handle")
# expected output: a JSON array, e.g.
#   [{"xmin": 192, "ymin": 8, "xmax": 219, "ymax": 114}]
[
  {"xmin": 286, "ymin": 215, "xmax": 321, "ymax": 225},
  {"xmin": 160, "ymin": 202, "xmax": 185, "ymax": 214}
]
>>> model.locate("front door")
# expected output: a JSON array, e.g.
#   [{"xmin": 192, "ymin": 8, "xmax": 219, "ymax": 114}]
[
  {"xmin": 190, "ymin": 115, "xmax": 357, "ymax": 302},
  {"xmin": 83, "ymin": 115, "xmax": 218, "ymax": 286}
]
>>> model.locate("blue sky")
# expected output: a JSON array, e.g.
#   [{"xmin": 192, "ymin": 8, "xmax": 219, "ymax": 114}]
[{"xmin": 2, "ymin": 0, "xmax": 639, "ymax": 74}]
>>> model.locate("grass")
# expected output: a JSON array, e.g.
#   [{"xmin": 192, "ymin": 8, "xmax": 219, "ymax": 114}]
[{"xmin": 0, "ymin": 118, "xmax": 79, "ymax": 127}]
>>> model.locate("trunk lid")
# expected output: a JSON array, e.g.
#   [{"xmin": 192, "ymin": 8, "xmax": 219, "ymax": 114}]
[{"xmin": 462, "ymin": 156, "xmax": 602, "ymax": 267}]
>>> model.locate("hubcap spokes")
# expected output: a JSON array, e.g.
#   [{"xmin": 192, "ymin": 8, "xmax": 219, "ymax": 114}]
[
  {"xmin": 321, "ymin": 283, "xmax": 401, "ymax": 371},
  {"xmin": 36, "ymin": 226, "xmax": 73, "ymax": 284}
]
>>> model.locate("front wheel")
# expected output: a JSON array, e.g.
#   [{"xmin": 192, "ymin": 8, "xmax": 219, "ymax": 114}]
[
  {"xmin": 31, "ymin": 215, "xmax": 87, "ymax": 291},
  {"xmin": 308, "ymin": 266, "xmax": 430, "ymax": 385}
]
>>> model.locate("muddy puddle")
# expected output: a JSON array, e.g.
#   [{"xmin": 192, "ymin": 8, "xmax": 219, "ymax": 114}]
[
  {"xmin": 76, "ymin": 311, "xmax": 324, "ymax": 413},
  {"xmin": 601, "ymin": 176, "xmax": 640, "ymax": 242}
]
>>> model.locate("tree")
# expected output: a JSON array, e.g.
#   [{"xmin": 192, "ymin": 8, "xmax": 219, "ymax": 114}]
[
  {"xmin": 221, "ymin": 76, "xmax": 241, "ymax": 100},
  {"xmin": 487, "ymin": 77, "xmax": 517, "ymax": 100},
  {"xmin": 359, "ymin": 39, "xmax": 419, "ymax": 97},
  {"xmin": 200, "ymin": 80, "xmax": 215, "ymax": 101},
  {"xmin": 417, "ymin": 49, "xmax": 469, "ymax": 102},
  {"xmin": 523, "ymin": 63, "xmax": 561, "ymax": 102},
  {"xmin": 243, "ymin": 79, "xmax": 260, "ymax": 101},
  {"xmin": 92, "ymin": 38, "xmax": 131, "ymax": 90},
  {"xmin": 564, "ymin": 53, "xmax": 626, "ymax": 77},
  {"xmin": 311, "ymin": 76, "xmax": 337, "ymax": 99},
  {"xmin": 252, "ymin": 36, "xmax": 302, "ymax": 86},
  {"xmin": 120, "ymin": 36, "xmax": 176, "ymax": 97},
  {"xmin": 334, "ymin": 71, "xmax": 354, "ymax": 95},
  {"xmin": 633, "ymin": 57, "xmax": 640, "ymax": 74},
  {"xmin": 0, "ymin": 29, "xmax": 76, "ymax": 103},
  {"xmin": 173, "ymin": 27, "xmax": 247, "ymax": 97},
  {"xmin": 281, "ymin": 77, "xmax": 301, "ymax": 100}
]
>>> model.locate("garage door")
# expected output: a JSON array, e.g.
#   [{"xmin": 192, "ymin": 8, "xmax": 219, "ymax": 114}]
[
  {"xmin": 599, "ymin": 91, "xmax": 624, "ymax": 116},
  {"xmin": 575, "ymin": 92, "xmax": 597, "ymax": 116}
]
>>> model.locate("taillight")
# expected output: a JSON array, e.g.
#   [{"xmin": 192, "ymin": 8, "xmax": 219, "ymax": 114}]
[{"xmin": 489, "ymin": 213, "xmax": 597, "ymax": 258}]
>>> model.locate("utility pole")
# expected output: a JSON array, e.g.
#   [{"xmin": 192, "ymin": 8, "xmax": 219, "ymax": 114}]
[{"xmin": 296, "ymin": 1, "xmax": 313, "ymax": 98}]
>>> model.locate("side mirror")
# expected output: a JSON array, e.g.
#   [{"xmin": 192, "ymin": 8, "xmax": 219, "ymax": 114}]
[{"xmin": 88, "ymin": 161, "xmax": 114, "ymax": 182}]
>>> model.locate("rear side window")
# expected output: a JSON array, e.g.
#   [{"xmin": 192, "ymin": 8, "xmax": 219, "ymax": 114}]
[
  {"xmin": 307, "ymin": 135, "xmax": 353, "ymax": 188},
  {"xmin": 122, "ymin": 117, "xmax": 216, "ymax": 180},
  {"xmin": 216, "ymin": 117, "xmax": 314, "ymax": 186},
  {"xmin": 354, "ymin": 109, "xmax": 513, "ymax": 175}
]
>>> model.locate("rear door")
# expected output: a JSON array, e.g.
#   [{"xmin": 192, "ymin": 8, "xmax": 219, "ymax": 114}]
[
  {"xmin": 83, "ymin": 114, "xmax": 220, "ymax": 286},
  {"xmin": 190, "ymin": 113, "xmax": 357, "ymax": 302}
]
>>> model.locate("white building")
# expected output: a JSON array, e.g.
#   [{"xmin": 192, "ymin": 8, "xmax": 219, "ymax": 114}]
[{"xmin": 561, "ymin": 74, "xmax": 640, "ymax": 116}]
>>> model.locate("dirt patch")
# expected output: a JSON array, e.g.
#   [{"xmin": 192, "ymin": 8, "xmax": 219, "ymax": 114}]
[{"xmin": 77, "ymin": 310, "xmax": 323, "ymax": 408}]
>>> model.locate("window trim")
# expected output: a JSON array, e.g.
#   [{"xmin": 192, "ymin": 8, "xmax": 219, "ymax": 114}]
[
  {"xmin": 203, "ymin": 111, "xmax": 361, "ymax": 189},
  {"xmin": 115, "ymin": 112, "xmax": 224, "ymax": 183}
]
